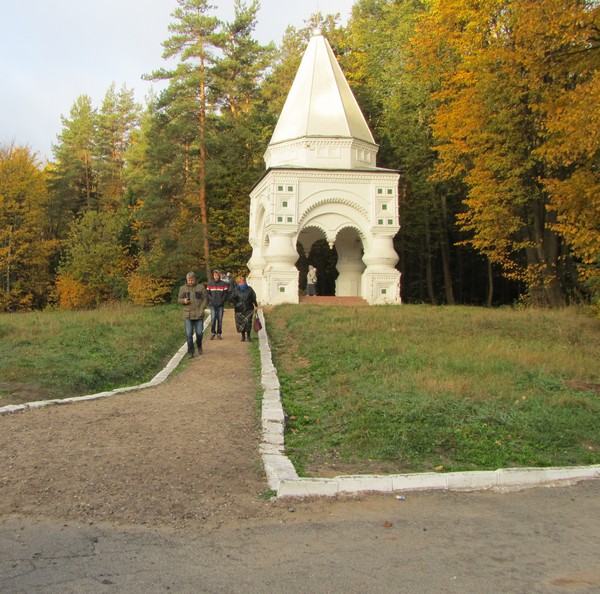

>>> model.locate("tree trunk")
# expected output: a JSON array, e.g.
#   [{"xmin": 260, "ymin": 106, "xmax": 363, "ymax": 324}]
[
  {"xmin": 529, "ymin": 199, "xmax": 565, "ymax": 307},
  {"xmin": 438, "ymin": 193, "xmax": 455, "ymax": 305},
  {"xmin": 199, "ymin": 52, "xmax": 211, "ymax": 282},
  {"xmin": 424, "ymin": 215, "xmax": 437, "ymax": 305},
  {"xmin": 486, "ymin": 257, "xmax": 493, "ymax": 307},
  {"xmin": 84, "ymin": 153, "xmax": 92, "ymax": 209}
]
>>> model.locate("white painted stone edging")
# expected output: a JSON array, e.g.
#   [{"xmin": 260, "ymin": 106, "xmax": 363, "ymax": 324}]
[{"xmin": 255, "ymin": 309, "xmax": 600, "ymax": 498}]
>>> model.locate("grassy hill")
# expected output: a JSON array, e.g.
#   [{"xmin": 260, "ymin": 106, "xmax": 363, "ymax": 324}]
[
  {"xmin": 264, "ymin": 304, "xmax": 600, "ymax": 475},
  {"xmin": 1, "ymin": 302, "xmax": 598, "ymax": 475},
  {"xmin": 0, "ymin": 304, "xmax": 183, "ymax": 404}
]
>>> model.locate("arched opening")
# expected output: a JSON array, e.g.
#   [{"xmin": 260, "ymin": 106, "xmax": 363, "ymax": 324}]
[
  {"xmin": 297, "ymin": 239, "xmax": 339, "ymax": 296},
  {"xmin": 297, "ymin": 225, "xmax": 364, "ymax": 297},
  {"xmin": 297, "ymin": 227, "xmax": 339, "ymax": 296},
  {"xmin": 334, "ymin": 227, "xmax": 365, "ymax": 297}
]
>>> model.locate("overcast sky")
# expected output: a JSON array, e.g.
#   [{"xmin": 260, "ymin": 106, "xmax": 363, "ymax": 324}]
[{"xmin": 1, "ymin": 0, "xmax": 355, "ymax": 162}]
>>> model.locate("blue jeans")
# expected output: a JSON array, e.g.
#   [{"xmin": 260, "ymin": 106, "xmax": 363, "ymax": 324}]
[
  {"xmin": 184, "ymin": 318, "xmax": 204, "ymax": 353},
  {"xmin": 210, "ymin": 305, "xmax": 224, "ymax": 335}
]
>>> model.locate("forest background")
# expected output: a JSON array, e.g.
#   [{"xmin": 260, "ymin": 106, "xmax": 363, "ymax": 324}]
[{"xmin": 1, "ymin": 0, "xmax": 598, "ymax": 313}]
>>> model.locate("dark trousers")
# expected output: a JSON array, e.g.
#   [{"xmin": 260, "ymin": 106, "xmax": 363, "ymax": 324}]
[
  {"xmin": 210, "ymin": 305, "xmax": 224, "ymax": 335},
  {"xmin": 185, "ymin": 318, "xmax": 204, "ymax": 353}
]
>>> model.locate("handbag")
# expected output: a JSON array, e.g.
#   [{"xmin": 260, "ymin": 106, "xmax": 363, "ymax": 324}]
[{"xmin": 253, "ymin": 315, "xmax": 262, "ymax": 332}]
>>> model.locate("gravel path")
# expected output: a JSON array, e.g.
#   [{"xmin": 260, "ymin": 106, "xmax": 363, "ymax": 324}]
[{"xmin": 0, "ymin": 314, "xmax": 288, "ymax": 529}]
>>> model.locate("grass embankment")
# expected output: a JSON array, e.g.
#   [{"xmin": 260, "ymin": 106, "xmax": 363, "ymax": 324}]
[
  {"xmin": 265, "ymin": 305, "xmax": 600, "ymax": 475},
  {"xmin": 0, "ymin": 303, "xmax": 184, "ymax": 405}
]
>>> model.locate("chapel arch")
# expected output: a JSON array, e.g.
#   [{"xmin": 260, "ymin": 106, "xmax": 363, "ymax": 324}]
[
  {"xmin": 296, "ymin": 223, "xmax": 366, "ymax": 297},
  {"xmin": 332, "ymin": 226, "xmax": 365, "ymax": 297}
]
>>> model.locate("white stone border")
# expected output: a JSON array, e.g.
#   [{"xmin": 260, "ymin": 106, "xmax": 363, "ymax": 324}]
[
  {"xmin": 256, "ymin": 309, "xmax": 600, "ymax": 498},
  {"xmin": 0, "ymin": 315, "xmax": 212, "ymax": 417}
]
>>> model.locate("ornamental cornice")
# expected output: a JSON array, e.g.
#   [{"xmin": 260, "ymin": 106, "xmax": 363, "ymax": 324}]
[
  {"xmin": 268, "ymin": 170, "xmax": 399, "ymax": 184},
  {"xmin": 267, "ymin": 137, "xmax": 377, "ymax": 152},
  {"xmin": 250, "ymin": 167, "xmax": 399, "ymax": 195},
  {"xmin": 299, "ymin": 195, "xmax": 370, "ymax": 225}
]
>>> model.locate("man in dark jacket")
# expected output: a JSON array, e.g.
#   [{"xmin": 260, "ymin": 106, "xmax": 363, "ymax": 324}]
[
  {"xmin": 206, "ymin": 270, "xmax": 229, "ymax": 340},
  {"xmin": 177, "ymin": 271, "xmax": 208, "ymax": 358}
]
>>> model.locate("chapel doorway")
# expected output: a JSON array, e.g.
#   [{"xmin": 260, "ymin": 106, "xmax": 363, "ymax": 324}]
[
  {"xmin": 297, "ymin": 239, "xmax": 338, "ymax": 296},
  {"xmin": 296, "ymin": 226, "xmax": 364, "ymax": 297}
]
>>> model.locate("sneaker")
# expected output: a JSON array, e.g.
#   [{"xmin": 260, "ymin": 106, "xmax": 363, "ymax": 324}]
[
  {"xmin": 210, "ymin": 334, "xmax": 216, "ymax": 340},
  {"xmin": 217, "ymin": 334, "xmax": 222, "ymax": 340},
  {"xmin": 188, "ymin": 352, "xmax": 194, "ymax": 359},
  {"xmin": 197, "ymin": 345, "xmax": 203, "ymax": 354}
]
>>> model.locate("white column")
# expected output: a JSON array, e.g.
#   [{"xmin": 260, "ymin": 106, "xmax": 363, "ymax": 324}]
[
  {"xmin": 361, "ymin": 235, "xmax": 401, "ymax": 304},
  {"xmin": 263, "ymin": 231, "xmax": 300, "ymax": 304},
  {"xmin": 335, "ymin": 233, "xmax": 365, "ymax": 297},
  {"xmin": 247, "ymin": 242, "xmax": 267, "ymax": 303}
]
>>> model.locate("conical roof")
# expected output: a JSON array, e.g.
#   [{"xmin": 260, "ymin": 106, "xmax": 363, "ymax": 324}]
[{"xmin": 269, "ymin": 30, "xmax": 375, "ymax": 146}]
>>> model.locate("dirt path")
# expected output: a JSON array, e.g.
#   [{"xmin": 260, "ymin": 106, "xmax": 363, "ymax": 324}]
[{"xmin": 0, "ymin": 313, "xmax": 290, "ymax": 529}]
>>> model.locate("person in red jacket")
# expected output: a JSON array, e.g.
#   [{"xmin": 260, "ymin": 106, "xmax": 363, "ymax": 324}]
[{"xmin": 206, "ymin": 270, "xmax": 229, "ymax": 340}]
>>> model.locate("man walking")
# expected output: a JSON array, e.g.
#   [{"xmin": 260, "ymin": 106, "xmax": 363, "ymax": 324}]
[
  {"xmin": 206, "ymin": 270, "xmax": 229, "ymax": 340},
  {"xmin": 177, "ymin": 271, "xmax": 208, "ymax": 358}
]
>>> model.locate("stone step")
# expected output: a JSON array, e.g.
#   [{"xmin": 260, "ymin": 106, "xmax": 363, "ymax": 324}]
[{"xmin": 298, "ymin": 296, "xmax": 368, "ymax": 306}]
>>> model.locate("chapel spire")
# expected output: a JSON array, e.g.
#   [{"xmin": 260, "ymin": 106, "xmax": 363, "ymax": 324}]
[{"xmin": 264, "ymin": 29, "xmax": 378, "ymax": 170}]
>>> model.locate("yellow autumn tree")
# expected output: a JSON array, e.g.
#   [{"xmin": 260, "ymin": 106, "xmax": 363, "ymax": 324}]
[
  {"xmin": 524, "ymin": 1, "xmax": 600, "ymax": 300},
  {"xmin": 0, "ymin": 143, "xmax": 59, "ymax": 311},
  {"xmin": 411, "ymin": 0, "xmax": 599, "ymax": 306}
]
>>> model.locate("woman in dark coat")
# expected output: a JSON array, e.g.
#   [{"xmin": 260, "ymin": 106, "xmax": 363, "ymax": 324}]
[{"xmin": 230, "ymin": 275, "xmax": 258, "ymax": 342}]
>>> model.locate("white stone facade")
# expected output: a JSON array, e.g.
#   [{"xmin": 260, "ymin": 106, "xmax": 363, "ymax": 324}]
[{"xmin": 247, "ymin": 31, "xmax": 401, "ymax": 305}]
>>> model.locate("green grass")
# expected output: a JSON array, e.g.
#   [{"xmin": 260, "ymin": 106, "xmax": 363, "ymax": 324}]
[
  {"xmin": 265, "ymin": 304, "xmax": 600, "ymax": 475},
  {"xmin": 3, "ymin": 302, "xmax": 599, "ymax": 476},
  {"xmin": 0, "ymin": 303, "xmax": 186, "ymax": 405}
]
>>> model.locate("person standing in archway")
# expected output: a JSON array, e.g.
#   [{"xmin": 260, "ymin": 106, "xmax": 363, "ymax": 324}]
[{"xmin": 306, "ymin": 265, "xmax": 317, "ymax": 296}]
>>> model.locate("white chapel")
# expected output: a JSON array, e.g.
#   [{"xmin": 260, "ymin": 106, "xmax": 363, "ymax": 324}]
[{"xmin": 247, "ymin": 29, "xmax": 401, "ymax": 305}]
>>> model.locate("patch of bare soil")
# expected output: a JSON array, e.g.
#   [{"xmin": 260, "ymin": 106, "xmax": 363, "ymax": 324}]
[
  {"xmin": 0, "ymin": 315, "xmax": 297, "ymax": 530},
  {"xmin": 565, "ymin": 380, "xmax": 600, "ymax": 394}
]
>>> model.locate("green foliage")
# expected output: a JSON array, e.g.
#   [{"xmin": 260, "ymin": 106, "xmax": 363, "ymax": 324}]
[
  {"xmin": 266, "ymin": 304, "xmax": 600, "ymax": 474},
  {"xmin": 96, "ymin": 83, "xmax": 142, "ymax": 210},
  {"xmin": 57, "ymin": 209, "xmax": 132, "ymax": 307},
  {"xmin": 50, "ymin": 95, "xmax": 98, "ymax": 212}
]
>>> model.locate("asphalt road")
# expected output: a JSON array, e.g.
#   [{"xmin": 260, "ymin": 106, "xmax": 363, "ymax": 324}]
[{"xmin": 1, "ymin": 478, "xmax": 599, "ymax": 594}]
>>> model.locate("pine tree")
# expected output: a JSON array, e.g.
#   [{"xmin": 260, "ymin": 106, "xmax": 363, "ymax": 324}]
[
  {"xmin": 50, "ymin": 95, "xmax": 98, "ymax": 214},
  {"xmin": 146, "ymin": 0, "xmax": 222, "ymax": 281},
  {"xmin": 96, "ymin": 83, "xmax": 141, "ymax": 210}
]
